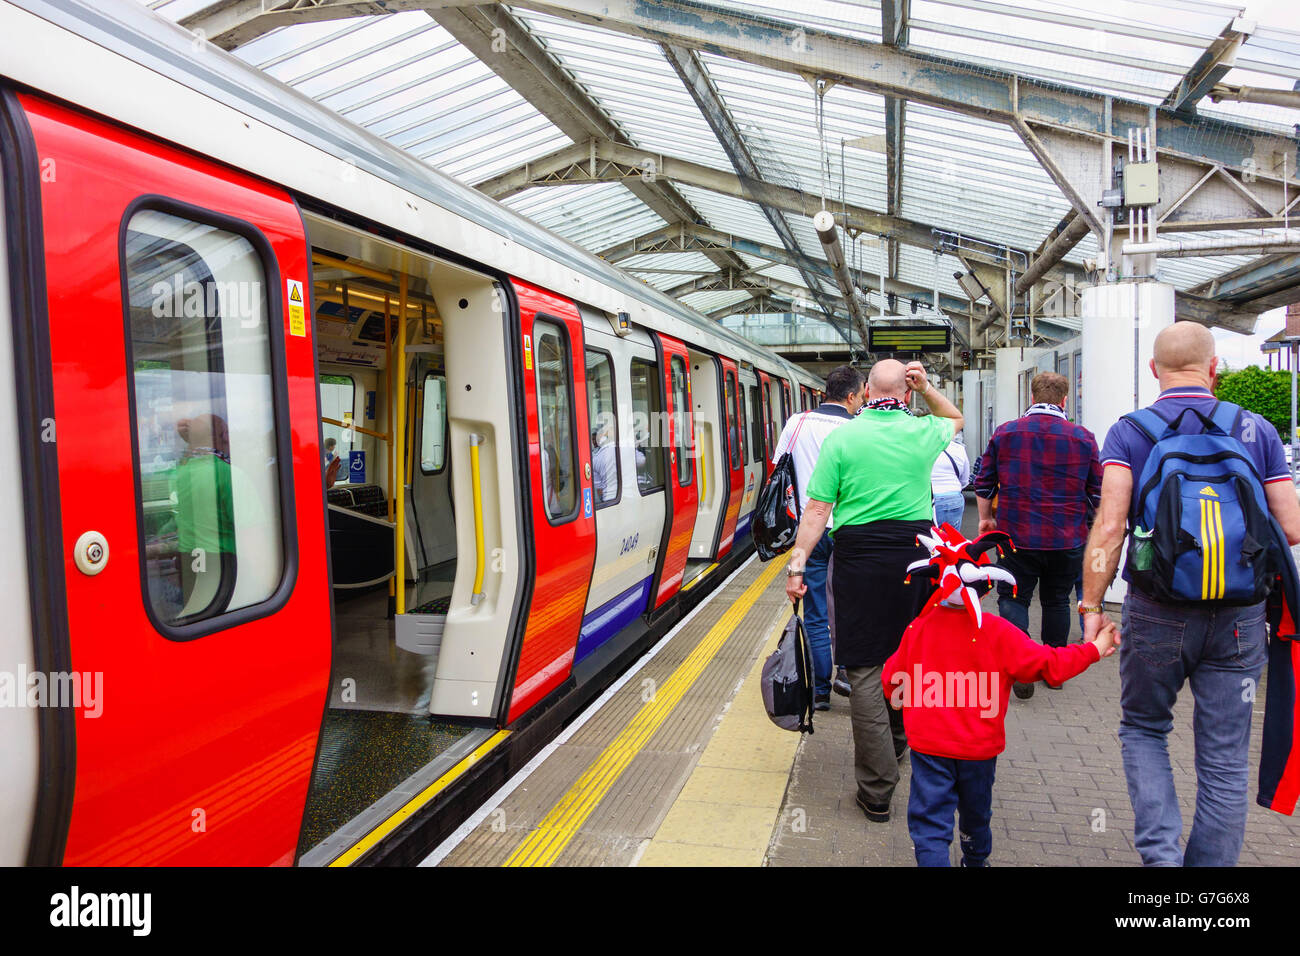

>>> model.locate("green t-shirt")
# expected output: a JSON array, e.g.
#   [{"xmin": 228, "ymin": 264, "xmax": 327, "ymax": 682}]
[{"xmin": 805, "ymin": 410, "xmax": 955, "ymax": 526}]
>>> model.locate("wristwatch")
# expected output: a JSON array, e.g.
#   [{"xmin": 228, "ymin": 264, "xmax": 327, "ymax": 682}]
[
  {"xmin": 786, "ymin": 566, "xmax": 804, "ymax": 578},
  {"xmin": 1077, "ymin": 602, "xmax": 1104, "ymax": 616}
]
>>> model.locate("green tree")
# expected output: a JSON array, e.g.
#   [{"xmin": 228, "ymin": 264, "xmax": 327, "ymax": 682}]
[{"xmin": 1214, "ymin": 364, "xmax": 1295, "ymax": 439}]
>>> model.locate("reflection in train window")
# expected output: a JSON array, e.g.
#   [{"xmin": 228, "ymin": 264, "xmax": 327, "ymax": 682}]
[
  {"xmin": 671, "ymin": 356, "xmax": 693, "ymax": 487},
  {"xmin": 319, "ymin": 374, "xmax": 354, "ymax": 479},
  {"xmin": 420, "ymin": 373, "xmax": 447, "ymax": 474},
  {"xmin": 585, "ymin": 350, "xmax": 620, "ymax": 507},
  {"xmin": 124, "ymin": 208, "xmax": 283, "ymax": 631},
  {"xmin": 630, "ymin": 359, "xmax": 664, "ymax": 494},
  {"xmin": 534, "ymin": 320, "xmax": 577, "ymax": 521},
  {"xmin": 724, "ymin": 371, "xmax": 742, "ymax": 470}
]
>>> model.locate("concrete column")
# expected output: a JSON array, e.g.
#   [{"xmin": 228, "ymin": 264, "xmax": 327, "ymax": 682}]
[{"xmin": 1080, "ymin": 280, "xmax": 1175, "ymax": 602}]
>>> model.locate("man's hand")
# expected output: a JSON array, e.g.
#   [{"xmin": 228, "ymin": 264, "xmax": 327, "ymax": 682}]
[
  {"xmin": 1083, "ymin": 611, "xmax": 1111, "ymax": 645},
  {"xmin": 904, "ymin": 361, "xmax": 929, "ymax": 394},
  {"xmin": 978, "ymin": 518, "xmax": 997, "ymax": 536},
  {"xmin": 1090, "ymin": 619, "xmax": 1121, "ymax": 658},
  {"xmin": 785, "ymin": 545, "xmax": 809, "ymax": 603},
  {"xmin": 325, "ymin": 455, "xmax": 343, "ymax": 489}
]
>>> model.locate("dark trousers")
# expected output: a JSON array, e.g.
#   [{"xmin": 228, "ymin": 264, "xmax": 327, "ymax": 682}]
[
  {"xmin": 908, "ymin": 750, "xmax": 997, "ymax": 867},
  {"xmin": 996, "ymin": 545, "xmax": 1084, "ymax": 648}
]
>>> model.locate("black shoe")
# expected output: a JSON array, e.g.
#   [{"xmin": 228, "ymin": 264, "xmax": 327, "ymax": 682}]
[
  {"xmin": 960, "ymin": 857, "xmax": 991, "ymax": 868},
  {"xmin": 832, "ymin": 667, "xmax": 851, "ymax": 697},
  {"xmin": 855, "ymin": 793, "xmax": 890, "ymax": 822},
  {"xmin": 1043, "ymin": 679, "xmax": 1063, "ymax": 690},
  {"xmin": 814, "ymin": 694, "xmax": 831, "ymax": 712},
  {"xmin": 1012, "ymin": 681, "xmax": 1036, "ymax": 699}
]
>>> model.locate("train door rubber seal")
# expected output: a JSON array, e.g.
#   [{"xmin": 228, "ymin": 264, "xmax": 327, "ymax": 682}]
[{"xmin": 1, "ymin": 88, "xmax": 76, "ymax": 867}]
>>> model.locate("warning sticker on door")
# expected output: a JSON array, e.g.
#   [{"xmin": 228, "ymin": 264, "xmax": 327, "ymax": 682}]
[{"xmin": 287, "ymin": 279, "xmax": 306, "ymax": 337}]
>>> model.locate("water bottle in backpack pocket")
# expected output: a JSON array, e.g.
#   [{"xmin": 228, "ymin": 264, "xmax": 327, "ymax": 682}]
[{"xmin": 1126, "ymin": 402, "xmax": 1272, "ymax": 605}]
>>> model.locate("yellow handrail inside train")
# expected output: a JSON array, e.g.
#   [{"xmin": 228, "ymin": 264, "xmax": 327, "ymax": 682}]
[
  {"xmin": 395, "ymin": 272, "xmax": 408, "ymax": 615},
  {"xmin": 470, "ymin": 433, "xmax": 486, "ymax": 605}
]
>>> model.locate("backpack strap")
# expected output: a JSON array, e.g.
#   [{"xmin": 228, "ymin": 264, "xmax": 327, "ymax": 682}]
[
  {"xmin": 1208, "ymin": 400, "xmax": 1242, "ymax": 437},
  {"xmin": 1121, "ymin": 406, "xmax": 1165, "ymax": 446}
]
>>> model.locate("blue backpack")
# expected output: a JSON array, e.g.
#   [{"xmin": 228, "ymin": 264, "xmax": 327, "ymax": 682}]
[{"xmin": 1125, "ymin": 401, "xmax": 1272, "ymax": 605}]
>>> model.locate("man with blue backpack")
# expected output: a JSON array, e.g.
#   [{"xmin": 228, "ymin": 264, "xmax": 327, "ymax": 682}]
[{"xmin": 1081, "ymin": 321, "xmax": 1300, "ymax": 866}]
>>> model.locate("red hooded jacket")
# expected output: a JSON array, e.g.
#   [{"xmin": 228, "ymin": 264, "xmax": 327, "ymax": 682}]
[{"xmin": 883, "ymin": 606, "xmax": 1100, "ymax": 761}]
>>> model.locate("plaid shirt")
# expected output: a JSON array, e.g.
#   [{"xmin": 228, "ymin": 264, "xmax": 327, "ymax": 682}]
[{"xmin": 973, "ymin": 408, "xmax": 1102, "ymax": 551}]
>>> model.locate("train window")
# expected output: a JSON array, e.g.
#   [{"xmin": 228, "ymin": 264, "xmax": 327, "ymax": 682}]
[
  {"xmin": 420, "ymin": 373, "xmax": 447, "ymax": 474},
  {"xmin": 736, "ymin": 377, "xmax": 748, "ymax": 465},
  {"xmin": 319, "ymin": 374, "xmax": 355, "ymax": 479},
  {"xmin": 724, "ymin": 372, "xmax": 741, "ymax": 470},
  {"xmin": 585, "ymin": 350, "xmax": 619, "ymax": 507},
  {"xmin": 630, "ymin": 359, "xmax": 664, "ymax": 493},
  {"xmin": 748, "ymin": 384, "xmax": 763, "ymax": 464},
  {"xmin": 671, "ymin": 356, "xmax": 693, "ymax": 487},
  {"xmin": 763, "ymin": 381, "xmax": 775, "ymax": 457},
  {"xmin": 534, "ymin": 320, "xmax": 577, "ymax": 521},
  {"xmin": 124, "ymin": 208, "xmax": 284, "ymax": 632}
]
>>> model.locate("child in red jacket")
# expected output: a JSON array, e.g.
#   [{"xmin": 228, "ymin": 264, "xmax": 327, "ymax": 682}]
[{"xmin": 883, "ymin": 524, "xmax": 1118, "ymax": 867}]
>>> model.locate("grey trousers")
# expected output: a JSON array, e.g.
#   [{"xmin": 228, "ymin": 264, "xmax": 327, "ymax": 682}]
[{"xmin": 847, "ymin": 665, "xmax": 908, "ymax": 806}]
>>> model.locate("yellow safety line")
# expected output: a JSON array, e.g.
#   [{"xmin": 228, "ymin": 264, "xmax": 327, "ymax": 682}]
[
  {"xmin": 329, "ymin": 729, "xmax": 511, "ymax": 867},
  {"xmin": 503, "ymin": 558, "xmax": 784, "ymax": 867},
  {"xmin": 679, "ymin": 562, "xmax": 719, "ymax": 592}
]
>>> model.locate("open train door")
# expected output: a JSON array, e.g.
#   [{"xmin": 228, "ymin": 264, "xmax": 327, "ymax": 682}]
[
  {"xmin": 11, "ymin": 94, "xmax": 332, "ymax": 864},
  {"xmin": 716, "ymin": 357, "xmax": 744, "ymax": 558},
  {"xmin": 651, "ymin": 332, "xmax": 697, "ymax": 607}
]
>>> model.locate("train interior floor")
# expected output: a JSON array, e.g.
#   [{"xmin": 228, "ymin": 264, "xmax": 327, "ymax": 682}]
[{"xmin": 427, "ymin": 496, "xmax": 1300, "ymax": 868}]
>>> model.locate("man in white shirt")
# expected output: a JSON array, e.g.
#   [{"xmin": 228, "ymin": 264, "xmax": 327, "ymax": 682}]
[{"xmin": 772, "ymin": 365, "xmax": 866, "ymax": 709}]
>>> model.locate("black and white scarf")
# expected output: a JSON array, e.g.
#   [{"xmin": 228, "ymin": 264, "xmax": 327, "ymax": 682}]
[
  {"xmin": 1025, "ymin": 402, "xmax": 1067, "ymax": 420},
  {"xmin": 866, "ymin": 396, "xmax": 912, "ymax": 413}
]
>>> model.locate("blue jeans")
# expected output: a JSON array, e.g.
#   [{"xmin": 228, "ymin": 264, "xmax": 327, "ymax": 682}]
[
  {"xmin": 933, "ymin": 492, "xmax": 965, "ymax": 533},
  {"xmin": 800, "ymin": 530, "xmax": 834, "ymax": 698},
  {"xmin": 996, "ymin": 545, "xmax": 1083, "ymax": 648},
  {"xmin": 1119, "ymin": 590, "xmax": 1268, "ymax": 866},
  {"xmin": 908, "ymin": 750, "xmax": 997, "ymax": 867}
]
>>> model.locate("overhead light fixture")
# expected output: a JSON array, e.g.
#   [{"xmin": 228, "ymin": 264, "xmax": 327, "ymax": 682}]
[{"xmin": 955, "ymin": 271, "xmax": 990, "ymax": 303}]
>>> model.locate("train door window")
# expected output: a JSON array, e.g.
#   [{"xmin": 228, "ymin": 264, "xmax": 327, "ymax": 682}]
[
  {"xmin": 420, "ymin": 373, "xmax": 447, "ymax": 473},
  {"xmin": 780, "ymin": 383, "xmax": 790, "ymax": 421},
  {"xmin": 671, "ymin": 356, "xmax": 693, "ymax": 486},
  {"xmin": 630, "ymin": 358, "xmax": 664, "ymax": 493},
  {"xmin": 585, "ymin": 350, "xmax": 619, "ymax": 507},
  {"xmin": 724, "ymin": 372, "xmax": 741, "ymax": 470},
  {"xmin": 124, "ymin": 207, "xmax": 285, "ymax": 632},
  {"xmin": 534, "ymin": 320, "xmax": 577, "ymax": 521},
  {"xmin": 319, "ymin": 374, "xmax": 355, "ymax": 477},
  {"xmin": 748, "ymin": 384, "xmax": 763, "ymax": 463}
]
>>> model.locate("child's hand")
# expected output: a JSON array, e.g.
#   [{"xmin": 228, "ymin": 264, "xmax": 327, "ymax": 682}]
[{"xmin": 1091, "ymin": 620, "xmax": 1120, "ymax": 658}]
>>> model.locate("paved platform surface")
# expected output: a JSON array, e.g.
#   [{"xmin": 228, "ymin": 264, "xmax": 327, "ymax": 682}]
[
  {"xmin": 437, "ymin": 556, "xmax": 797, "ymax": 866},
  {"xmin": 434, "ymin": 498, "xmax": 1300, "ymax": 867}
]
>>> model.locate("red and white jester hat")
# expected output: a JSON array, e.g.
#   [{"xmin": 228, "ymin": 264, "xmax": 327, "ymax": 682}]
[{"xmin": 904, "ymin": 523, "xmax": 1017, "ymax": 628}]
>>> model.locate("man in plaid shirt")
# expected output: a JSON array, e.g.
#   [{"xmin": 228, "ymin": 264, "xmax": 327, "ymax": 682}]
[{"xmin": 974, "ymin": 372, "xmax": 1101, "ymax": 699}]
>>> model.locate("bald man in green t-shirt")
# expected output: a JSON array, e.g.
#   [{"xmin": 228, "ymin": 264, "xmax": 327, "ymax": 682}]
[{"xmin": 787, "ymin": 359, "xmax": 964, "ymax": 823}]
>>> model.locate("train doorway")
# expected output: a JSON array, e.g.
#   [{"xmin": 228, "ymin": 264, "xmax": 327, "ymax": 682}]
[{"xmin": 297, "ymin": 215, "xmax": 526, "ymax": 862}]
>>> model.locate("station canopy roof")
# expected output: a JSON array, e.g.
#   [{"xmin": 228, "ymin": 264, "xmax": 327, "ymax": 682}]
[{"xmin": 144, "ymin": 0, "xmax": 1300, "ymax": 349}]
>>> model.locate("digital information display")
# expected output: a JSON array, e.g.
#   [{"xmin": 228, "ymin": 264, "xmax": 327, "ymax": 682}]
[{"xmin": 867, "ymin": 324, "xmax": 951, "ymax": 354}]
